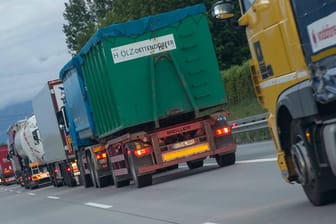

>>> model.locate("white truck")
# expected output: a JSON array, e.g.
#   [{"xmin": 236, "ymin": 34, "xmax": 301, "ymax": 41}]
[
  {"xmin": 32, "ymin": 79, "xmax": 80, "ymax": 187},
  {"xmin": 7, "ymin": 115, "xmax": 51, "ymax": 189}
]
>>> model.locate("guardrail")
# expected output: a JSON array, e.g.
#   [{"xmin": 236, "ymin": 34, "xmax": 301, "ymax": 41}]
[{"xmin": 229, "ymin": 113, "xmax": 269, "ymax": 144}]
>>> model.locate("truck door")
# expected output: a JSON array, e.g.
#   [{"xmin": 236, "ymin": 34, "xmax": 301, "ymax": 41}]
[{"xmin": 240, "ymin": 0, "xmax": 293, "ymax": 103}]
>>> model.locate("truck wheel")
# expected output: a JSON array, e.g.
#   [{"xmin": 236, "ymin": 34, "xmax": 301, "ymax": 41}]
[
  {"xmin": 290, "ymin": 120, "xmax": 336, "ymax": 206},
  {"xmin": 215, "ymin": 152, "xmax": 236, "ymax": 167},
  {"xmin": 87, "ymin": 154, "xmax": 101, "ymax": 188},
  {"xmin": 115, "ymin": 179, "xmax": 130, "ymax": 188},
  {"xmin": 130, "ymin": 164, "xmax": 152, "ymax": 188},
  {"xmin": 187, "ymin": 160, "xmax": 204, "ymax": 169}
]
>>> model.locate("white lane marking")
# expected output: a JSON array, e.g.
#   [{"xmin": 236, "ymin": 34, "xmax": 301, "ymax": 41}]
[
  {"xmin": 47, "ymin": 196, "xmax": 60, "ymax": 200},
  {"xmin": 16, "ymin": 191, "xmax": 22, "ymax": 194},
  {"xmin": 85, "ymin": 202, "xmax": 113, "ymax": 209},
  {"xmin": 28, "ymin": 192, "xmax": 36, "ymax": 196},
  {"xmin": 236, "ymin": 158, "xmax": 277, "ymax": 164},
  {"xmin": 203, "ymin": 223, "xmax": 218, "ymax": 224}
]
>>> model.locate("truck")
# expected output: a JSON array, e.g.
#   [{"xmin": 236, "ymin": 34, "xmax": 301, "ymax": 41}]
[
  {"xmin": 59, "ymin": 4, "xmax": 236, "ymax": 188},
  {"xmin": 211, "ymin": 0, "xmax": 336, "ymax": 205},
  {"xmin": 7, "ymin": 115, "xmax": 51, "ymax": 189},
  {"xmin": 0, "ymin": 144, "xmax": 15, "ymax": 185},
  {"xmin": 32, "ymin": 79, "xmax": 80, "ymax": 187}
]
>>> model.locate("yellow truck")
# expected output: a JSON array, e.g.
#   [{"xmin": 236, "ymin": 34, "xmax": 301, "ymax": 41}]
[{"xmin": 212, "ymin": 0, "xmax": 336, "ymax": 205}]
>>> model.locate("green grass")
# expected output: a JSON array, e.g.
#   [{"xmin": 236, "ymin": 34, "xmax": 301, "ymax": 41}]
[{"xmin": 226, "ymin": 96, "xmax": 266, "ymax": 120}]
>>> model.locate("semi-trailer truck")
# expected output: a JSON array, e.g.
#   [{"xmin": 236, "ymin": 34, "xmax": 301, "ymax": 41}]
[
  {"xmin": 59, "ymin": 4, "xmax": 236, "ymax": 188},
  {"xmin": 212, "ymin": 0, "xmax": 336, "ymax": 205},
  {"xmin": 7, "ymin": 115, "xmax": 51, "ymax": 189},
  {"xmin": 32, "ymin": 79, "xmax": 80, "ymax": 187},
  {"xmin": 0, "ymin": 144, "xmax": 15, "ymax": 185}
]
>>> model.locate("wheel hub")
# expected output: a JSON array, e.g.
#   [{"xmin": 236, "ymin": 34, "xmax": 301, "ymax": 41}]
[{"xmin": 291, "ymin": 140, "xmax": 312, "ymax": 186}]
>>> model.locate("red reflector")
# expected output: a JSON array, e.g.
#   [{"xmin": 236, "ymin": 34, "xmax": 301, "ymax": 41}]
[
  {"xmin": 215, "ymin": 126, "xmax": 231, "ymax": 136},
  {"xmin": 134, "ymin": 147, "xmax": 151, "ymax": 158},
  {"xmin": 66, "ymin": 167, "xmax": 71, "ymax": 172},
  {"xmin": 54, "ymin": 169, "xmax": 58, "ymax": 173}
]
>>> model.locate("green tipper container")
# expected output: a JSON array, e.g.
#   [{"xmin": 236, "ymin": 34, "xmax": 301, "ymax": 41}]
[{"xmin": 79, "ymin": 4, "xmax": 226, "ymax": 138}]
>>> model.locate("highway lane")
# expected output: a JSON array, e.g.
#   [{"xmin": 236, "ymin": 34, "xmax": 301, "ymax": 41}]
[{"xmin": 1, "ymin": 141, "xmax": 336, "ymax": 224}]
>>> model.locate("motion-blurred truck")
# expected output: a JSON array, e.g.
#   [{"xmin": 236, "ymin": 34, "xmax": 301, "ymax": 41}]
[
  {"xmin": 0, "ymin": 144, "xmax": 15, "ymax": 185},
  {"xmin": 59, "ymin": 4, "xmax": 236, "ymax": 188},
  {"xmin": 7, "ymin": 115, "xmax": 51, "ymax": 189},
  {"xmin": 32, "ymin": 80, "xmax": 80, "ymax": 187},
  {"xmin": 212, "ymin": 0, "xmax": 336, "ymax": 205}
]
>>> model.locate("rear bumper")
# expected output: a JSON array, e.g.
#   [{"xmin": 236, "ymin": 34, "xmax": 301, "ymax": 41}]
[{"xmin": 138, "ymin": 143, "xmax": 236, "ymax": 174}]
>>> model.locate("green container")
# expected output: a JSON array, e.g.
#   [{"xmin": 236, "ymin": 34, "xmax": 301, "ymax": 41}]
[{"xmin": 79, "ymin": 4, "xmax": 226, "ymax": 138}]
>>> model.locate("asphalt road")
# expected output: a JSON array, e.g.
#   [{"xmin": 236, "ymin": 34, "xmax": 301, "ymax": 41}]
[{"xmin": 1, "ymin": 141, "xmax": 336, "ymax": 224}]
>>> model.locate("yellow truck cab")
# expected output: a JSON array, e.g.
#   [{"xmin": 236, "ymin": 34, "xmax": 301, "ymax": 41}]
[{"xmin": 212, "ymin": 0, "xmax": 336, "ymax": 205}]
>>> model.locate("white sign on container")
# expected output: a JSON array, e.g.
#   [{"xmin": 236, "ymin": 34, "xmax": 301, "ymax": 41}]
[{"xmin": 111, "ymin": 34, "xmax": 176, "ymax": 64}]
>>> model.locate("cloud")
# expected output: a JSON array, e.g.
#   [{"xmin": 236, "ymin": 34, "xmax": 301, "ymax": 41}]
[{"xmin": 0, "ymin": 0, "xmax": 71, "ymax": 110}]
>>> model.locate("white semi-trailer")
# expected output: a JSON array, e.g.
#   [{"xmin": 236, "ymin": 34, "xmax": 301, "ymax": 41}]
[
  {"xmin": 7, "ymin": 115, "xmax": 51, "ymax": 189},
  {"xmin": 32, "ymin": 79, "xmax": 80, "ymax": 187}
]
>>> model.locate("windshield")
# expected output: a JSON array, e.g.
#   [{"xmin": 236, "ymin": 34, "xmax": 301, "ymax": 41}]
[{"xmin": 241, "ymin": 0, "xmax": 256, "ymax": 13}]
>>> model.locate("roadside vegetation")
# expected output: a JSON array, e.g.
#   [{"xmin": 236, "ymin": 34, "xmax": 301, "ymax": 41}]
[{"xmin": 222, "ymin": 62, "xmax": 266, "ymax": 120}]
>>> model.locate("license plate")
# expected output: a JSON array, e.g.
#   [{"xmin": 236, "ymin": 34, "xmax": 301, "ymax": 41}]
[{"xmin": 172, "ymin": 139, "xmax": 196, "ymax": 149}]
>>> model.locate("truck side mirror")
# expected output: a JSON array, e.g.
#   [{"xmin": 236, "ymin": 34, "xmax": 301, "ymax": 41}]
[
  {"xmin": 211, "ymin": 0, "xmax": 235, "ymax": 20},
  {"xmin": 56, "ymin": 111, "xmax": 65, "ymax": 126}
]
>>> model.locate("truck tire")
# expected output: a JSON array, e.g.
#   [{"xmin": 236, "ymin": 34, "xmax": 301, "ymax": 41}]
[
  {"xmin": 87, "ymin": 154, "xmax": 101, "ymax": 188},
  {"xmin": 130, "ymin": 164, "xmax": 152, "ymax": 188},
  {"xmin": 290, "ymin": 120, "xmax": 336, "ymax": 206},
  {"xmin": 187, "ymin": 160, "xmax": 204, "ymax": 169},
  {"xmin": 215, "ymin": 152, "xmax": 236, "ymax": 167}
]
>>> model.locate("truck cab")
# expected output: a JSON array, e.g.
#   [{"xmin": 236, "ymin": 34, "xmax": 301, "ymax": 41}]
[{"xmin": 212, "ymin": 0, "xmax": 336, "ymax": 205}]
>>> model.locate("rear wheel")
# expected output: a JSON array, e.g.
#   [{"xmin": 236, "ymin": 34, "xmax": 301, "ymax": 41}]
[
  {"xmin": 187, "ymin": 160, "xmax": 204, "ymax": 169},
  {"xmin": 215, "ymin": 152, "xmax": 236, "ymax": 167},
  {"xmin": 130, "ymin": 164, "xmax": 152, "ymax": 188},
  {"xmin": 290, "ymin": 120, "xmax": 336, "ymax": 206},
  {"xmin": 87, "ymin": 154, "xmax": 101, "ymax": 188}
]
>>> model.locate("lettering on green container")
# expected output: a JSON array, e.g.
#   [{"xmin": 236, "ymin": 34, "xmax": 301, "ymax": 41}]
[{"xmin": 111, "ymin": 34, "xmax": 176, "ymax": 64}]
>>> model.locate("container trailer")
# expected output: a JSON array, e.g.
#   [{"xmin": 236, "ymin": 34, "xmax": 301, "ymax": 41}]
[{"xmin": 60, "ymin": 4, "xmax": 236, "ymax": 188}]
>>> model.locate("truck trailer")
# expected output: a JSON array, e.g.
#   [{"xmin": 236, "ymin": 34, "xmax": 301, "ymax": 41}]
[
  {"xmin": 59, "ymin": 4, "xmax": 236, "ymax": 188},
  {"xmin": 0, "ymin": 144, "xmax": 15, "ymax": 185},
  {"xmin": 7, "ymin": 115, "xmax": 51, "ymax": 189},
  {"xmin": 32, "ymin": 79, "xmax": 80, "ymax": 187},
  {"xmin": 212, "ymin": 0, "xmax": 336, "ymax": 205}
]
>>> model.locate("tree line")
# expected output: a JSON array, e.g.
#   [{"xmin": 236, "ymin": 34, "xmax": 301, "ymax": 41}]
[{"xmin": 62, "ymin": 0, "xmax": 250, "ymax": 70}]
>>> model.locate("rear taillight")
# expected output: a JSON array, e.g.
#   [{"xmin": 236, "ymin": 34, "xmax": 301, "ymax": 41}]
[
  {"xmin": 32, "ymin": 175, "xmax": 39, "ymax": 181},
  {"xmin": 96, "ymin": 152, "xmax": 107, "ymax": 160},
  {"xmin": 134, "ymin": 147, "xmax": 151, "ymax": 158},
  {"xmin": 214, "ymin": 126, "xmax": 231, "ymax": 137}
]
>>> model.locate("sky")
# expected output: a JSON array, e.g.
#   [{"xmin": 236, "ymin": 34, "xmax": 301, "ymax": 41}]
[{"xmin": 0, "ymin": 0, "xmax": 71, "ymax": 110}]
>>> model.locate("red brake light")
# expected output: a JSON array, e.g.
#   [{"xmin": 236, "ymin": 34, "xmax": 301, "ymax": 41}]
[
  {"xmin": 102, "ymin": 153, "xmax": 107, "ymax": 159},
  {"xmin": 96, "ymin": 154, "xmax": 101, "ymax": 160},
  {"xmin": 66, "ymin": 167, "xmax": 71, "ymax": 173},
  {"xmin": 134, "ymin": 147, "xmax": 151, "ymax": 158},
  {"xmin": 54, "ymin": 169, "xmax": 58, "ymax": 173},
  {"xmin": 215, "ymin": 126, "xmax": 231, "ymax": 137}
]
